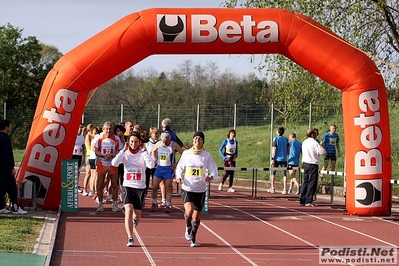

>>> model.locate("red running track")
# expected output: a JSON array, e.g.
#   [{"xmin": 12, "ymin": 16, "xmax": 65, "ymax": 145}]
[{"xmin": 49, "ymin": 185, "xmax": 399, "ymax": 266}]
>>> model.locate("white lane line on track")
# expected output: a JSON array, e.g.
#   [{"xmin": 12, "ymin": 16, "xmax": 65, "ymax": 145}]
[
  {"xmin": 134, "ymin": 227, "xmax": 156, "ymax": 266},
  {"xmin": 57, "ymin": 250, "xmax": 318, "ymax": 255},
  {"xmin": 232, "ymin": 198, "xmax": 398, "ymax": 248},
  {"xmin": 173, "ymin": 206, "xmax": 259, "ymax": 266},
  {"xmin": 211, "ymin": 201, "xmax": 368, "ymax": 266},
  {"xmin": 269, "ymin": 201, "xmax": 398, "ymax": 248},
  {"xmin": 373, "ymin": 216, "xmax": 399, "ymax": 226},
  {"xmin": 212, "ymin": 201, "xmax": 319, "ymax": 249}
]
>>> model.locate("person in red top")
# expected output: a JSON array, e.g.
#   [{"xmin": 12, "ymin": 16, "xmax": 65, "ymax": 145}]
[{"xmin": 95, "ymin": 121, "xmax": 122, "ymax": 212}]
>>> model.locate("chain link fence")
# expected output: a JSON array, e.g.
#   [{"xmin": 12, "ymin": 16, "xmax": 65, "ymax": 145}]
[
  {"xmin": 3, "ymin": 101, "xmax": 399, "ymax": 175},
  {"xmin": 81, "ymin": 102, "xmax": 342, "ymax": 133}
]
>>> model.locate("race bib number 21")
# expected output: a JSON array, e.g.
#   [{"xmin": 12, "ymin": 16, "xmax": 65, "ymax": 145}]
[
  {"xmin": 126, "ymin": 172, "xmax": 142, "ymax": 181},
  {"xmin": 188, "ymin": 167, "xmax": 203, "ymax": 177}
]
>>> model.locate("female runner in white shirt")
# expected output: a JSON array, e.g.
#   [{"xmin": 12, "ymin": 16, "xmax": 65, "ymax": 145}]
[
  {"xmin": 175, "ymin": 131, "xmax": 218, "ymax": 247},
  {"xmin": 111, "ymin": 131, "xmax": 155, "ymax": 247}
]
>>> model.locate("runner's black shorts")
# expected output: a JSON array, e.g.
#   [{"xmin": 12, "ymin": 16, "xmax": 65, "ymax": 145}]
[
  {"xmin": 122, "ymin": 187, "xmax": 145, "ymax": 210},
  {"xmin": 181, "ymin": 189, "xmax": 206, "ymax": 211}
]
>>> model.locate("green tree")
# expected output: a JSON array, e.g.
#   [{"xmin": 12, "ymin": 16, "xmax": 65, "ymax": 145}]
[
  {"xmin": 223, "ymin": 0, "xmax": 399, "ymax": 107},
  {"xmin": 0, "ymin": 23, "xmax": 62, "ymax": 148}
]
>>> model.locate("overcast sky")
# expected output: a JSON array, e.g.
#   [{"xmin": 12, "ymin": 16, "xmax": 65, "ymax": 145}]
[{"xmin": 1, "ymin": 0, "xmax": 265, "ymax": 76}]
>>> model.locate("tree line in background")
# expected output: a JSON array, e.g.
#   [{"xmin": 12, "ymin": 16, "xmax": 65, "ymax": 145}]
[
  {"xmin": 224, "ymin": 0, "xmax": 399, "ymax": 100},
  {"xmin": 2, "ymin": 0, "xmax": 399, "ymax": 147},
  {"xmin": 85, "ymin": 61, "xmax": 342, "ymax": 132},
  {"xmin": 0, "ymin": 24, "xmax": 62, "ymax": 148}
]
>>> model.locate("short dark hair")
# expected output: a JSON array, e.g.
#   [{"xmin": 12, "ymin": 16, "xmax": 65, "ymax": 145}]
[
  {"xmin": 114, "ymin": 124, "xmax": 126, "ymax": 134},
  {"xmin": 277, "ymin": 127, "xmax": 285, "ymax": 135},
  {"xmin": 0, "ymin": 120, "xmax": 11, "ymax": 130},
  {"xmin": 129, "ymin": 131, "xmax": 141, "ymax": 141},
  {"xmin": 307, "ymin": 128, "xmax": 316, "ymax": 137}
]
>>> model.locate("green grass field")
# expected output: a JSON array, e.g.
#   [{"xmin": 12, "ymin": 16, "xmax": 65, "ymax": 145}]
[
  {"xmin": 13, "ymin": 122, "xmax": 399, "ymax": 193},
  {"xmin": 0, "ymin": 216, "xmax": 44, "ymax": 253}
]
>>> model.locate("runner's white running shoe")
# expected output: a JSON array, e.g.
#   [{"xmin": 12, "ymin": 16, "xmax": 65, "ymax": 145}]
[{"xmin": 227, "ymin": 187, "xmax": 236, "ymax": 193}]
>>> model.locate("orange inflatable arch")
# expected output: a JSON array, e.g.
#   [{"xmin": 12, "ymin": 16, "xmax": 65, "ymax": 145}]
[{"xmin": 19, "ymin": 8, "xmax": 391, "ymax": 215}]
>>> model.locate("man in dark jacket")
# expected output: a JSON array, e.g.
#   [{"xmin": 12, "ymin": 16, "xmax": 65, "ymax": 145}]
[{"xmin": 0, "ymin": 120, "xmax": 27, "ymax": 214}]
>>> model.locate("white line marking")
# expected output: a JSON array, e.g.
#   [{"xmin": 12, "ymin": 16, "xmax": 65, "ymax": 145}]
[
  {"xmin": 173, "ymin": 206, "xmax": 258, "ymax": 266},
  {"xmin": 211, "ymin": 201, "xmax": 356, "ymax": 265},
  {"xmin": 233, "ymin": 198, "xmax": 398, "ymax": 248},
  {"xmin": 373, "ymin": 216, "xmax": 399, "ymax": 225},
  {"xmin": 134, "ymin": 227, "xmax": 156, "ymax": 265}
]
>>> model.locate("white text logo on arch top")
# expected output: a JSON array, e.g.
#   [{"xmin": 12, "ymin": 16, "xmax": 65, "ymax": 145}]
[{"xmin": 156, "ymin": 14, "xmax": 279, "ymax": 44}]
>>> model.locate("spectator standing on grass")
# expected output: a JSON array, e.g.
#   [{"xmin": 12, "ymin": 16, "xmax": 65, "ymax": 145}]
[
  {"xmin": 320, "ymin": 124, "xmax": 341, "ymax": 181},
  {"xmin": 299, "ymin": 129, "xmax": 327, "ymax": 207},
  {"xmin": 111, "ymin": 131, "xmax": 155, "ymax": 247},
  {"xmin": 218, "ymin": 129, "xmax": 238, "ymax": 192},
  {"xmin": 0, "ymin": 120, "xmax": 27, "ymax": 214},
  {"xmin": 287, "ymin": 133, "xmax": 301, "ymax": 195},
  {"xmin": 267, "ymin": 127, "xmax": 289, "ymax": 194},
  {"xmin": 176, "ymin": 131, "xmax": 218, "ymax": 247}
]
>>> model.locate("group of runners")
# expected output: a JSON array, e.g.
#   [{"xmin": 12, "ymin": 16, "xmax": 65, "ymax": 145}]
[
  {"xmin": 73, "ymin": 119, "xmax": 226, "ymax": 247},
  {"xmin": 72, "ymin": 119, "xmax": 339, "ymax": 246}
]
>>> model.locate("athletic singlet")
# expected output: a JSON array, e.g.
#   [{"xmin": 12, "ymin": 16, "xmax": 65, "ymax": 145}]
[
  {"xmin": 156, "ymin": 141, "xmax": 175, "ymax": 167},
  {"xmin": 73, "ymin": 134, "xmax": 85, "ymax": 156},
  {"xmin": 96, "ymin": 134, "xmax": 120, "ymax": 167},
  {"xmin": 224, "ymin": 139, "xmax": 237, "ymax": 159},
  {"xmin": 85, "ymin": 133, "xmax": 93, "ymax": 156},
  {"xmin": 89, "ymin": 135, "xmax": 98, "ymax": 160}
]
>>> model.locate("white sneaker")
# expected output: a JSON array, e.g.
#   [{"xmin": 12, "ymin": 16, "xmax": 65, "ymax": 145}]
[
  {"xmin": 266, "ymin": 188, "xmax": 275, "ymax": 193},
  {"xmin": 218, "ymin": 183, "xmax": 223, "ymax": 191},
  {"xmin": 88, "ymin": 190, "xmax": 94, "ymax": 197},
  {"xmin": 190, "ymin": 239, "xmax": 198, "ymax": 247},
  {"xmin": 126, "ymin": 237, "xmax": 134, "ymax": 247},
  {"xmin": 82, "ymin": 190, "xmax": 89, "ymax": 196},
  {"xmin": 13, "ymin": 207, "xmax": 27, "ymax": 215},
  {"xmin": 0, "ymin": 208, "xmax": 10, "ymax": 214},
  {"xmin": 282, "ymin": 189, "xmax": 288, "ymax": 195},
  {"xmin": 227, "ymin": 187, "xmax": 236, "ymax": 193}
]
